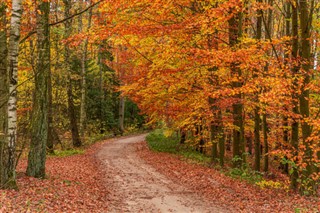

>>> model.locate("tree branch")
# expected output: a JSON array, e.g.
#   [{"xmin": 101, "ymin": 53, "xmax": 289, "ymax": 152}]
[
  {"xmin": 51, "ymin": 0, "xmax": 102, "ymax": 27},
  {"xmin": 120, "ymin": 35, "xmax": 154, "ymax": 64},
  {"xmin": 19, "ymin": 0, "xmax": 103, "ymax": 44}
]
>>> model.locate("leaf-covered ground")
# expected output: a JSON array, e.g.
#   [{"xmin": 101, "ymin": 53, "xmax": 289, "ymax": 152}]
[
  {"xmin": 1, "ymin": 136, "xmax": 319, "ymax": 212},
  {"xmin": 136, "ymin": 142, "xmax": 320, "ymax": 213},
  {"xmin": 0, "ymin": 142, "xmax": 109, "ymax": 212}
]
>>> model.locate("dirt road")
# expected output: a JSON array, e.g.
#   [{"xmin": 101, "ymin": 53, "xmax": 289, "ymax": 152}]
[{"xmin": 97, "ymin": 134, "xmax": 228, "ymax": 213}]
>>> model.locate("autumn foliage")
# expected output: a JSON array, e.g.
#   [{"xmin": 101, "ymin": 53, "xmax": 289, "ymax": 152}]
[
  {"xmin": 0, "ymin": 0, "xmax": 319, "ymax": 200},
  {"xmin": 96, "ymin": 0, "xmax": 320, "ymax": 194}
]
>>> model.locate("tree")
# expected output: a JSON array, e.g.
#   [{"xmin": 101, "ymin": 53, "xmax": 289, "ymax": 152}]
[
  {"xmin": 79, "ymin": 1, "xmax": 93, "ymax": 139},
  {"xmin": 253, "ymin": 0, "xmax": 263, "ymax": 172},
  {"xmin": 116, "ymin": 47, "xmax": 125, "ymax": 135},
  {"xmin": 26, "ymin": 0, "xmax": 50, "ymax": 178},
  {"xmin": 228, "ymin": 4, "xmax": 244, "ymax": 168},
  {"xmin": 281, "ymin": 0, "xmax": 290, "ymax": 175},
  {"xmin": 298, "ymin": 0, "xmax": 317, "ymax": 194},
  {"xmin": 0, "ymin": 1, "xmax": 9, "ymax": 189},
  {"xmin": 64, "ymin": 0, "xmax": 82, "ymax": 147},
  {"xmin": 6, "ymin": 0, "xmax": 23, "ymax": 189}
]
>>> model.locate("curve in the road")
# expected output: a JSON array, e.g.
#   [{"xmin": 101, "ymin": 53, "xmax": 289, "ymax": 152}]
[{"xmin": 97, "ymin": 134, "xmax": 228, "ymax": 213}]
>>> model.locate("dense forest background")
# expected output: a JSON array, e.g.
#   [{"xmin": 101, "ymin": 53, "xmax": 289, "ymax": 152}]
[{"xmin": 0, "ymin": 0, "xmax": 319, "ymax": 197}]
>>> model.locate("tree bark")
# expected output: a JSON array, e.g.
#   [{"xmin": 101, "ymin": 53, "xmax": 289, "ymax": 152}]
[
  {"xmin": 0, "ymin": 2, "xmax": 9, "ymax": 189},
  {"xmin": 47, "ymin": 57, "xmax": 54, "ymax": 153},
  {"xmin": 298, "ymin": 0, "xmax": 316, "ymax": 194},
  {"xmin": 119, "ymin": 96, "xmax": 125, "ymax": 135},
  {"xmin": 229, "ymin": 8, "xmax": 243, "ymax": 167},
  {"xmin": 47, "ymin": 0, "xmax": 62, "ymax": 151},
  {"xmin": 280, "ymin": 0, "xmax": 291, "ymax": 174},
  {"xmin": 180, "ymin": 129, "xmax": 186, "ymax": 144},
  {"xmin": 64, "ymin": 0, "xmax": 81, "ymax": 147},
  {"xmin": 208, "ymin": 30, "xmax": 223, "ymax": 165},
  {"xmin": 217, "ymin": 110, "xmax": 225, "ymax": 167},
  {"xmin": 254, "ymin": 108, "xmax": 260, "ymax": 171},
  {"xmin": 246, "ymin": 134, "xmax": 252, "ymax": 155},
  {"xmin": 253, "ymin": 0, "xmax": 263, "ymax": 172},
  {"xmin": 6, "ymin": 0, "xmax": 23, "ymax": 189},
  {"xmin": 27, "ymin": 0, "xmax": 50, "ymax": 178},
  {"xmin": 210, "ymin": 122, "xmax": 218, "ymax": 161},
  {"xmin": 290, "ymin": 1, "xmax": 299, "ymax": 190},
  {"xmin": 263, "ymin": 114, "xmax": 269, "ymax": 172},
  {"xmin": 98, "ymin": 44, "xmax": 105, "ymax": 134},
  {"xmin": 116, "ymin": 48, "xmax": 125, "ymax": 135},
  {"xmin": 79, "ymin": 1, "xmax": 93, "ymax": 139}
]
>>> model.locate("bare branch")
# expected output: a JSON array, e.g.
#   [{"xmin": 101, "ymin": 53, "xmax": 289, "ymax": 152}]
[{"xmin": 19, "ymin": 0, "xmax": 103, "ymax": 44}]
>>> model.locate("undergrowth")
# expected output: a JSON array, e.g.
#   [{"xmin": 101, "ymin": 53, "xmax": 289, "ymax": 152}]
[
  {"xmin": 228, "ymin": 166, "xmax": 262, "ymax": 184},
  {"xmin": 146, "ymin": 129, "xmax": 284, "ymax": 187},
  {"xmin": 49, "ymin": 149, "xmax": 85, "ymax": 157},
  {"xmin": 146, "ymin": 129, "xmax": 179, "ymax": 153},
  {"xmin": 147, "ymin": 129, "xmax": 211, "ymax": 165}
]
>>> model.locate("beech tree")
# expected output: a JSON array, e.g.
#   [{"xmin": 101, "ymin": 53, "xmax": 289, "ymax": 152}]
[
  {"xmin": 298, "ymin": 0, "xmax": 316, "ymax": 194},
  {"xmin": 98, "ymin": 0, "xmax": 319, "ymax": 194},
  {"xmin": 228, "ymin": 2, "xmax": 244, "ymax": 168}
]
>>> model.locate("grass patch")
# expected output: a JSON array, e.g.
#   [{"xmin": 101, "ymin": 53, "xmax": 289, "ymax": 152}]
[
  {"xmin": 147, "ymin": 129, "xmax": 263, "ymax": 184},
  {"xmin": 227, "ymin": 167, "xmax": 263, "ymax": 184},
  {"xmin": 146, "ymin": 129, "xmax": 211, "ymax": 164},
  {"xmin": 146, "ymin": 129, "xmax": 179, "ymax": 153},
  {"xmin": 50, "ymin": 149, "xmax": 85, "ymax": 157}
]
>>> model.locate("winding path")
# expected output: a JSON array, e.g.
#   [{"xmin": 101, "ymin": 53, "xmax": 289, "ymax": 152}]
[{"xmin": 97, "ymin": 134, "xmax": 228, "ymax": 213}]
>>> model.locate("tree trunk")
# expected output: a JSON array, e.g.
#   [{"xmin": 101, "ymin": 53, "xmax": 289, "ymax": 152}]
[
  {"xmin": 115, "ymin": 48, "xmax": 125, "ymax": 135},
  {"xmin": 229, "ymin": 11, "xmax": 243, "ymax": 167},
  {"xmin": 253, "ymin": 0, "xmax": 263, "ymax": 172},
  {"xmin": 64, "ymin": 0, "xmax": 81, "ymax": 147},
  {"xmin": 211, "ymin": 122, "xmax": 218, "ymax": 161},
  {"xmin": 180, "ymin": 129, "xmax": 186, "ymax": 144},
  {"xmin": 254, "ymin": 108, "xmax": 260, "ymax": 171},
  {"xmin": 6, "ymin": 0, "xmax": 23, "ymax": 189},
  {"xmin": 253, "ymin": 0, "xmax": 263, "ymax": 171},
  {"xmin": 246, "ymin": 134, "xmax": 252, "ymax": 155},
  {"xmin": 281, "ymin": 116, "xmax": 289, "ymax": 174},
  {"xmin": 48, "ymin": 0, "xmax": 62, "ymax": 151},
  {"xmin": 290, "ymin": 1, "xmax": 299, "ymax": 191},
  {"xmin": 26, "ymin": 0, "xmax": 50, "ymax": 178},
  {"xmin": 263, "ymin": 114, "xmax": 269, "ymax": 172},
  {"xmin": 280, "ymin": 0, "xmax": 291, "ymax": 174},
  {"xmin": 298, "ymin": 0, "xmax": 316, "ymax": 194},
  {"xmin": 197, "ymin": 125, "xmax": 205, "ymax": 154},
  {"xmin": 217, "ymin": 110, "xmax": 225, "ymax": 167},
  {"xmin": 47, "ymin": 12, "xmax": 54, "ymax": 153},
  {"xmin": 79, "ymin": 1, "xmax": 93, "ymax": 139},
  {"xmin": 0, "ymin": 2, "xmax": 9, "ymax": 189},
  {"xmin": 209, "ymin": 92, "xmax": 218, "ymax": 158},
  {"xmin": 208, "ymin": 30, "xmax": 223, "ymax": 164},
  {"xmin": 47, "ymin": 57, "xmax": 54, "ymax": 154},
  {"xmin": 98, "ymin": 45, "xmax": 105, "ymax": 134},
  {"xmin": 119, "ymin": 96, "xmax": 125, "ymax": 135}
]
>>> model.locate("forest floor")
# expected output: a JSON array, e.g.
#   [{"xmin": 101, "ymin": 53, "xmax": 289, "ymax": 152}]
[
  {"xmin": 0, "ymin": 140, "xmax": 109, "ymax": 212},
  {"xmin": 100, "ymin": 134, "xmax": 319, "ymax": 213},
  {"xmin": 0, "ymin": 134, "xmax": 319, "ymax": 212}
]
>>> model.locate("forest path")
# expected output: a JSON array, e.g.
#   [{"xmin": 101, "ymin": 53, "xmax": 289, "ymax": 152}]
[{"xmin": 97, "ymin": 134, "xmax": 228, "ymax": 213}]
